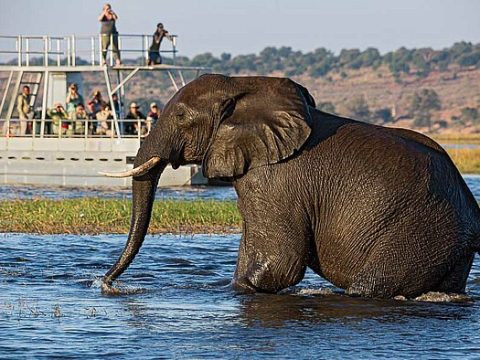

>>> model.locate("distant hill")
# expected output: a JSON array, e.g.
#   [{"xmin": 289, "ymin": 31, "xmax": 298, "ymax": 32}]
[{"xmin": 5, "ymin": 41, "xmax": 480, "ymax": 133}]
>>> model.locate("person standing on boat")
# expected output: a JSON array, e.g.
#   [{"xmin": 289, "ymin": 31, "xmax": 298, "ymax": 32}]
[
  {"xmin": 98, "ymin": 3, "xmax": 121, "ymax": 66},
  {"xmin": 65, "ymin": 83, "xmax": 84, "ymax": 116},
  {"xmin": 148, "ymin": 23, "xmax": 173, "ymax": 65},
  {"xmin": 16, "ymin": 85, "xmax": 33, "ymax": 136}
]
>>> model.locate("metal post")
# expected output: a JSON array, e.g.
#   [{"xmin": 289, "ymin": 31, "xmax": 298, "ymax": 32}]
[
  {"xmin": 178, "ymin": 70, "xmax": 186, "ymax": 87},
  {"xmin": 56, "ymin": 39, "xmax": 61, "ymax": 66},
  {"xmin": 98, "ymin": 34, "xmax": 103, "ymax": 65},
  {"xmin": 172, "ymin": 36, "xmax": 177, "ymax": 64},
  {"xmin": 109, "ymin": 34, "xmax": 113, "ymax": 67},
  {"xmin": 40, "ymin": 70, "xmax": 49, "ymax": 137},
  {"xmin": 25, "ymin": 38, "xmax": 30, "ymax": 67},
  {"xmin": 66, "ymin": 36, "xmax": 71, "ymax": 66},
  {"xmin": 103, "ymin": 68, "xmax": 121, "ymax": 139},
  {"xmin": 167, "ymin": 71, "xmax": 179, "ymax": 91},
  {"xmin": 17, "ymin": 36, "xmax": 22, "ymax": 66},
  {"xmin": 43, "ymin": 36, "xmax": 48, "ymax": 67},
  {"xmin": 71, "ymin": 35, "xmax": 76, "ymax": 66},
  {"xmin": 91, "ymin": 36, "xmax": 95, "ymax": 65},
  {"xmin": 143, "ymin": 35, "xmax": 148, "ymax": 65}
]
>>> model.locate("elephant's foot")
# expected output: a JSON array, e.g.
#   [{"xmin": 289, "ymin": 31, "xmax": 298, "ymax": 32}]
[{"xmin": 101, "ymin": 282, "xmax": 146, "ymax": 296}]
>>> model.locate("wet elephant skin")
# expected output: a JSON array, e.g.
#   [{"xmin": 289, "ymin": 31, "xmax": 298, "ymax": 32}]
[{"xmin": 102, "ymin": 74, "xmax": 480, "ymax": 299}]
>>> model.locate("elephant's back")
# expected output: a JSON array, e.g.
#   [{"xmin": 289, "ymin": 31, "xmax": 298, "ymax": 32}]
[{"xmin": 301, "ymin": 118, "xmax": 480, "ymax": 293}]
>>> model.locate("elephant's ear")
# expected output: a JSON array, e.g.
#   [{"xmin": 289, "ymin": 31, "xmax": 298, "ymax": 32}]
[{"xmin": 202, "ymin": 78, "xmax": 314, "ymax": 179}]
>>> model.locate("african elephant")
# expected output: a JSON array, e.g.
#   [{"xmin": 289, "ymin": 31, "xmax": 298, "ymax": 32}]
[{"xmin": 101, "ymin": 74, "xmax": 480, "ymax": 299}]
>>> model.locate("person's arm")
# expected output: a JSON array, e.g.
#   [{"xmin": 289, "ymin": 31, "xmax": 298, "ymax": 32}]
[
  {"xmin": 109, "ymin": 10, "xmax": 118, "ymax": 20},
  {"xmin": 98, "ymin": 10, "xmax": 107, "ymax": 21},
  {"xmin": 164, "ymin": 30, "xmax": 174, "ymax": 42},
  {"xmin": 66, "ymin": 93, "xmax": 72, "ymax": 103}
]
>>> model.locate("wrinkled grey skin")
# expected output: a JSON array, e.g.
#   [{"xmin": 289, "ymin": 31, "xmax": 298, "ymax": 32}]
[{"xmin": 102, "ymin": 74, "xmax": 480, "ymax": 298}]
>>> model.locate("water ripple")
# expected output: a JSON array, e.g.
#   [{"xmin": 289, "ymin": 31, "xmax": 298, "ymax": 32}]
[{"xmin": 2, "ymin": 233, "xmax": 480, "ymax": 358}]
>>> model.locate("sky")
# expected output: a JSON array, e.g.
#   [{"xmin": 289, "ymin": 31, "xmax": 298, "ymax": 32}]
[{"xmin": 0, "ymin": 0, "xmax": 479, "ymax": 58}]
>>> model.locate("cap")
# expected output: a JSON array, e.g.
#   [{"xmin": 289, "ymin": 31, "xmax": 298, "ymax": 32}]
[
  {"xmin": 150, "ymin": 102, "xmax": 157, "ymax": 108},
  {"xmin": 130, "ymin": 102, "xmax": 139, "ymax": 108}
]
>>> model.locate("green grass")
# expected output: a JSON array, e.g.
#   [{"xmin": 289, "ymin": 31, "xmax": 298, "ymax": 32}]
[
  {"xmin": 432, "ymin": 133, "xmax": 480, "ymax": 144},
  {"xmin": 0, "ymin": 198, "xmax": 242, "ymax": 234},
  {"xmin": 447, "ymin": 148, "xmax": 480, "ymax": 174}
]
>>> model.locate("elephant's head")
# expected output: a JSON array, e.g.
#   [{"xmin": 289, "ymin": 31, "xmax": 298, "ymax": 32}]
[{"xmin": 101, "ymin": 74, "xmax": 316, "ymax": 294}]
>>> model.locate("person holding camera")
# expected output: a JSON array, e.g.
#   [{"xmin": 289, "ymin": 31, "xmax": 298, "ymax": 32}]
[
  {"xmin": 65, "ymin": 83, "xmax": 84, "ymax": 116},
  {"xmin": 148, "ymin": 23, "xmax": 173, "ymax": 65},
  {"xmin": 98, "ymin": 3, "xmax": 121, "ymax": 66}
]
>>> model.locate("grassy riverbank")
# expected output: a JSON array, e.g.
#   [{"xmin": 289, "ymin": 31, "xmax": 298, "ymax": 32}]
[
  {"xmin": 446, "ymin": 148, "xmax": 480, "ymax": 174},
  {"xmin": 0, "ymin": 199, "xmax": 242, "ymax": 234}
]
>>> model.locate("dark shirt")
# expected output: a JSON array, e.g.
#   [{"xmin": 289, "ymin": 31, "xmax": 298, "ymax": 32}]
[
  {"xmin": 100, "ymin": 16, "xmax": 118, "ymax": 34},
  {"xmin": 149, "ymin": 30, "xmax": 169, "ymax": 51},
  {"xmin": 125, "ymin": 111, "xmax": 146, "ymax": 120}
]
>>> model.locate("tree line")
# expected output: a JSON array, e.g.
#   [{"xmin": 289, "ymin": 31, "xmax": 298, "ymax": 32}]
[{"xmin": 169, "ymin": 41, "xmax": 480, "ymax": 79}]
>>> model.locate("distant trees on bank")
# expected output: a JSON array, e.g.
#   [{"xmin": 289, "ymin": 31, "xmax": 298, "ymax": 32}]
[{"xmin": 169, "ymin": 41, "xmax": 480, "ymax": 79}]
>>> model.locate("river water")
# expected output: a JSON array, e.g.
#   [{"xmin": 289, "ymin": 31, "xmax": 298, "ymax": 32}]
[
  {"xmin": 0, "ymin": 174, "xmax": 479, "ymax": 201},
  {"xmin": 1, "ymin": 176, "xmax": 480, "ymax": 358},
  {"xmin": 2, "ymin": 233, "xmax": 480, "ymax": 359}
]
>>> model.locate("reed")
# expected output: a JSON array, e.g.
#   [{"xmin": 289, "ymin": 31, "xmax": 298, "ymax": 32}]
[
  {"xmin": 431, "ymin": 133, "xmax": 480, "ymax": 144},
  {"xmin": 0, "ymin": 199, "xmax": 242, "ymax": 234},
  {"xmin": 447, "ymin": 148, "xmax": 480, "ymax": 174}
]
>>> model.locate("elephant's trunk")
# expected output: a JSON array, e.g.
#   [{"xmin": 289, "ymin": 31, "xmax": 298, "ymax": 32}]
[{"xmin": 101, "ymin": 159, "xmax": 167, "ymax": 295}]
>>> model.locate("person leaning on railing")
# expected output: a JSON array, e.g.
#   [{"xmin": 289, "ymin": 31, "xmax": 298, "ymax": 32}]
[
  {"xmin": 95, "ymin": 104, "xmax": 114, "ymax": 136},
  {"xmin": 148, "ymin": 23, "xmax": 173, "ymax": 65},
  {"xmin": 47, "ymin": 103, "xmax": 69, "ymax": 136},
  {"xmin": 70, "ymin": 103, "xmax": 89, "ymax": 136},
  {"xmin": 125, "ymin": 102, "xmax": 145, "ymax": 135},
  {"xmin": 146, "ymin": 102, "xmax": 161, "ymax": 134},
  {"xmin": 98, "ymin": 3, "xmax": 121, "ymax": 66}
]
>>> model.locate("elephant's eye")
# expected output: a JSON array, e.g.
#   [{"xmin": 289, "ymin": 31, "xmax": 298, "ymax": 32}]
[{"xmin": 176, "ymin": 111, "xmax": 185, "ymax": 118}]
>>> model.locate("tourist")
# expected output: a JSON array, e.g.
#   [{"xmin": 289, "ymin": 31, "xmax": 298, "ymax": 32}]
[
  {"xmin": 47, "ymin": 103, "xmax": 69, "ymax": 136},
  {"xmin": 148, "ymin": 23, "xmax": 173, "ymax": 65},
  {"xmin": 87, "ymin": 90, "xmax": 105, "ymax": 119},
  {"xmin": 108, "ymin": 93, "xmax": 122, "ymax": 119},
  {"xmin": 96, "ymin": 104, "xmax": 114, "ymax": 136},
  {"xmin": 65, "ymin": 83, "xmax": 84, "ymax": 116},
  {"xmin": 125, "ymin": 102, "xmax": 146, "ymax": 135},
  {"xmin": 16, "ymin": 85, "xmax": 33, "ymax": 135},
  {"xmin": 98, "ymin": 3, "xmax": 121, "ymax": 66},
  {"xmin": 71, "ymin": 103, "xmax": 89, "ymax": 136},
  {"xmin": 146, "ymin": 102, "xmax": 161, "ymax": 134},
  {"xmin": 108, "ymin": 93, "xmax": 123, "ymax": 133}
]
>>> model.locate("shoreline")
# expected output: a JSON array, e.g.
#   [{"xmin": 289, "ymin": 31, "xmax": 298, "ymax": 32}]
[{"xmin": 1, "ymin": 195, "xmax": 479, "ymax": 235}]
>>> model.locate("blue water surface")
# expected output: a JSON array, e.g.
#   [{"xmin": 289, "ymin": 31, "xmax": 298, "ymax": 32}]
[
  {"xmin": 0, "ymin": 174, "xmax": 478, "ymax": 202},
  {"xmin": 1, "ymin": 233, "xmax": 480, "ymax": 359}
]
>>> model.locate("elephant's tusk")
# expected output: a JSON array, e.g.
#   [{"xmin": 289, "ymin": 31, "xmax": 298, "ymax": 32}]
[{"xmin": 99, "ymin": 156, "xmax": 162, "ymax": 178}]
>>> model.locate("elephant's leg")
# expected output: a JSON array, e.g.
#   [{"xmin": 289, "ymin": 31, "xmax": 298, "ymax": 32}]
[
  {"xmin": 346, "ymin": 247, "xmax": 474, "ymax": 299},
  {"xmin": 232, "ymin": 219, "xmax": 310, "ymax": 294},
  {"xmin": 434, "ymin": 253, "xmax": 474, "ymax": 294}
]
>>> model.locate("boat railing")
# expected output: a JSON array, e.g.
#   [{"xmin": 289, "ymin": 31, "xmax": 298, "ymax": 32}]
[
  {"xmin": 0, "ymin": 33, "xmax": 178, "ymax": 67},
  {"xmin": 0, "ymin": 117, "xmax": 150, "ymax": 140}
]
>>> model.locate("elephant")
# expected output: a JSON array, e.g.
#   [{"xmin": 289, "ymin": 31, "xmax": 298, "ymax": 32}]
[{"xmin": 101, "ymin": 74, "xmax": 480, "ymax": 299}]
